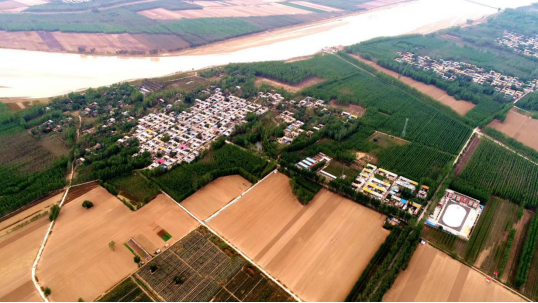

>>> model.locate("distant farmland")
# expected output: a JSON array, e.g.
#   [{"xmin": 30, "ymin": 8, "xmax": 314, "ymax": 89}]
[{"xmin": 0, "ymin": 0, "xmax": 353, "ymax": 55}]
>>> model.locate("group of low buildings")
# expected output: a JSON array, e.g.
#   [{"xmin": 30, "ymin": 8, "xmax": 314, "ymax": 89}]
[
  {"xmin": 352, "ymin": 164, "xmax": 428, "ymax": 216},
  {"xmin": 497, "ymin": 31, "xmax": 538, "ymax": 59},
  {"xmin": 295, "ymin": 152, "xmax": 332, "ymax": 171},
  {"xmin": 128, "ymin": 88, "xmax": 268, "ymax": 169},
  {"xmin": 395, "ymin": 51, "xmax": 538, "ymax": 101},
  {"xmin": 275, "ymin": 110, "xmax": 324, "ymax": 145}
]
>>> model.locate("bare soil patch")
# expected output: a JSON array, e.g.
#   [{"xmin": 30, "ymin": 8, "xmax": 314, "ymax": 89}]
[
  {"xmin": 0, "ymin": 31, "xmax": 49, "ymax": 52},
  {"xmin": 441, "ymin": 33, "xmax": 465, "ymax": 46},
  {"xmin": 351, "ymin": 54, "xmax": 476, "ymax": 115},
  {"xmin": 384, "ymin": 244, "xmax": 524, "ymax": 302},
  {"xmin": 489, "ymin": 108, "xmax": 538, "ymax": 151},
  {"xmin": 255, "ymin": 76, "xmax": 324, "ymax": 93},
  {"xmin": 209, "ymin": 172, "xmax": 389, "ymax": 301},
  {"xmin": 38, "ymin": 186, "xmax": 198, "ymax": 302},
  {"xmin": 53, "ymin": 32, "xmax": 148, "ymax": 54},
  {"xmin": 455, "ymin": 135, "xmax": 480, "ymax": 176},
  {"xmin": 0, "ymin": 216, "xmax": 49, "ymax": 302},
  {"xmin": 369, "ymin": 130, "xmax": 409, "ymax": 148},
  {"xmin": 182, "ymin": 175, "xmax": 251, "ymax": 220},
  {"xmin": 328, "ymin": 99, "xmax": 366, "ymax": 117},
  {"xmin": 139, "ymin": 2, "xmax": 312, "ymax": 20}
]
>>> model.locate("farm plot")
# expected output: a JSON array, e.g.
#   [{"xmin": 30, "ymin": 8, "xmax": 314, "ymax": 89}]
[
  {"xmin": 383, "ymin": 244, "xmax": 524, "ymax": 302},
  {"xmin": 452, "ymin": 138, "xmax": 538, "ymax": 207},
  {"xmin": 139, "ymin": 2, "xmax": 312, "ymax": 20},
  {"xmin": 181, "ymin": 175, "xmax": 251, "ymax": 220},
  {"xmin": 489, "ymin": 108, "xmax": 538, "ymax": 151},
  {"xmin": 52, "ymin": 32, "xmax": 149, "ymax": 54},
  {"xmin": 37, "ymin": 186, "xmax": 198, "ymax": 302},
  {"xmin": 254, "ymin": 76, "xmax": 325, "ymax": 93},
  {"xmin": 0, "ymin": 215, "xmax": 49, "ymax": 302},
  {"xmin": 209, "ymin": 172, "xmax": 389, "ymax": 301},
  {"xmin": 128, "ymin": 227, "xmax": 295, "ymax": 302},
  {"xmin": 98, "ymin": 277, "xmax": 153, "ymax": 302}
]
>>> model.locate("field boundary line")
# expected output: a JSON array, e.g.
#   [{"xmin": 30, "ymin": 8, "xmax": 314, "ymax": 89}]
[
  {"xmin": 32, "ymin": 187, "xmax": 71, "ymax": 302},
  {"xmin": 452, "ymin": 128, "xmax": 480, "ymax": 166},
  {"xmin": 205, "ymin": 169, "xmax": 278, "ymax": 222},
  {"xmin": 426, "ymin": 241, "xmax": 532, "ymax": 302},
  {"xmin": 159, "ymin": 179, "xmax": 303, "ymax": 302},
  {"xmin": 71, "ymin": 180, "xmax": 99, "ymax": 188}
]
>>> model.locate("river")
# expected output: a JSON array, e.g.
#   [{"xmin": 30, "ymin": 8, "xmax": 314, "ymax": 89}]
[{"xmin": 0, "ymin": 0, "xmax": 535, "ymax": 98}]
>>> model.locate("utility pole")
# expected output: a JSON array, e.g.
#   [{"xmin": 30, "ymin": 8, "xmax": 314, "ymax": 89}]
[{"xmin": 402, "ymin": 118, "xmax": 408, "ymax": 138}]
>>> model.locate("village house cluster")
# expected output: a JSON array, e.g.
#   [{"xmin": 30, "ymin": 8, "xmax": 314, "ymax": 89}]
[
  {"xmin": 396, "ymin": 52, "xmax": 538, "ymax": 101},
  {"xmin": 275, "ymin": 111, "xmax": 324, "ymax": 145},
  {"xmin": 352, "ymin": 164, "xmax": 428, "ymax": 216},
  {"xmin": 497, "ymin": 31, "xmax": 538, "ymax": 59},
  {"xmin": 39, "ymin": 116, "xmax": 73, "ymax": 133},
  {"xmin": 271, "ymin": 96, "xmax": 327, "ymax": 145},
  {"xmin": 128, "ymin": 88, "xmax": 268, "ymax": 169}
]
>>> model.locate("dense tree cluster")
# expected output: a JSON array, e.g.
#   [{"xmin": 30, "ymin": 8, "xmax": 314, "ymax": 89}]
[
  {"xmin": 453, "ymin": 138, "xmax": 538, "ymax": 207},
  {"xmin": 515, "ymin": 214, "xmax": 538, "ymax": 288},
  {"xmin": 346, "ymin": 224, "xmax": 423, "ymax": 301},
  {"xmin": 152, "ymin": 144, "xmax": 272, "ymax": 202}
]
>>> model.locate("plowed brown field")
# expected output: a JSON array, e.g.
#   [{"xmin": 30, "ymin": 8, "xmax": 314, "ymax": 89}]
[
  {"xmin": 384, "ymin": 244, "xmax": 524, "ymax": 302},
  {"xmin": 489, "ymin": 108, "xmax": 538, "ymax": 151},
  {"xmin": 209, "ymin": 172, "xmax": 389, "ymax": 301},
  {"xmin": 182, "ymin": 175, "xmax": 251, "ymax": 220},
  {"xmin": 37, "ymin": 186, "xmax": 198, "ymax": 302}
]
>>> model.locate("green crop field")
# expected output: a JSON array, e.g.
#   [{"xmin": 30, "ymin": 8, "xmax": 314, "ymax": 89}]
[
  {"xmin": 98, "ymin": 277, "xmax": 153, "ymax": 302},
  {"xmin": 0, "ymin": 106, "xmax": 71, "ymax": 217},
  {"xmin": 154, "ymin": 144, "xmax": 270, "ymax": 202},
  {"xmin": 109, "ymin": 174, "xmax": 160, "ymax": 204}
]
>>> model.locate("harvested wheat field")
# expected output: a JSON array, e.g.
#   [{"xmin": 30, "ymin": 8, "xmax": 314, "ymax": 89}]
[
  {"xmin": 182, "ymin": 175, "xmax": 251, "ymax": 220},
  {"xmin": 0, "ymin": 31, "xmax": 50, "ymax": 52},
  {"xmin": 384, "ymin": 244, "xmax": 524, "ymax": 302},
  {"xmin": 489, "ymin": 108, "xmax": 538, "ymax": 151},
  {"xmin": 52, "ymin": 32, "xmax": 149, "ymax": 54},
  {"xmin": 37, "ymin": 186, "xmax": 198, "ymax": 302},
  {"xmin": 209, "ymin": 172, "xmax": 389, "ymax": 301},
  {"xmin": 0, "ymin": 216, "xmax": 49, "ymax": 302},
  {"xmin": 255, "ymin": 76, "xmax": 324, "ymax": 93},
  {"xmin": 351, "ymin": 54, "xmax": 475, "ymax": 115},
  {"xmin": 139, "ymin": 2, "xmax": 312, "ymax": 20}
]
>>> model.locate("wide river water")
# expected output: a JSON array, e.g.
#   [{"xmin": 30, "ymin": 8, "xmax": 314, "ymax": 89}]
[{"xmin": 0, "ymin": 0, "xmax": 535, "ymax": 98}]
